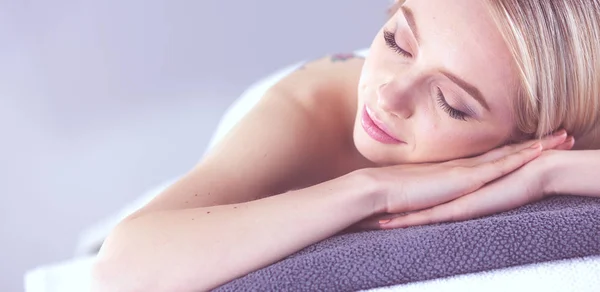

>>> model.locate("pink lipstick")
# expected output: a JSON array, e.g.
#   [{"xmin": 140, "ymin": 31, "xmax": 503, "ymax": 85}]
[{"xmin": 361, "ymin": 106, "xmax": 404, "ymax": 144}]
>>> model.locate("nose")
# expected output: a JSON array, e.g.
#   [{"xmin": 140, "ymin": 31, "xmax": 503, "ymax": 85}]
[{"xmin": 376, "ymin": 77, "xmax": 416, "ymax": 119}]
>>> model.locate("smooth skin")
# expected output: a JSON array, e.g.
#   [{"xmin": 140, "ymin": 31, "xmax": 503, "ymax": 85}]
[
  {"xmin": 92, "ymin": 0, "xmax": 599, "ymax": 291},
  {"xmin": 92, "ymin": 57, "xmax": 576, "ymax": 292}
]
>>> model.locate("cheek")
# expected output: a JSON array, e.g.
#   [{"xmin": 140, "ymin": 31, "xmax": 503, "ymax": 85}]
[
  {"xmin": 358, "ymin": 55, "xmax": 382, "ymax": 87},
  {"xmin": 414, "ymin": 119, "xmax": 505, "ymax": 160},
  {"xmin": 359, "ymin": 52, "xmax": 401, "ymax": 101},
  {"xmin": 358, "ymin": 62, "xmax": 373, "ymax": 93},
  {"xmin": 361, "ymin": 34, "xmax": 402, "ymax": 83},
  {"xmin": 357, "ymin": 60, "xmax": 379, "ymax": 106},
  {"xmin": 443, "ymin": 133, "xmax": 502, "ymax": 158}
]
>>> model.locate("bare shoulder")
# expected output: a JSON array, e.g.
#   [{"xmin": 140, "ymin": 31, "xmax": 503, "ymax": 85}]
[
  {"xmin": 132, "ymin": 53, "xmax": 366, "ymax": 216},
  {"xmin": 271, "ymin": 53, "xmax": 365, "ymax": 112}
]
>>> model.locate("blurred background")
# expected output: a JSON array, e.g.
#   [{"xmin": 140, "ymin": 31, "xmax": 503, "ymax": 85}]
[{"xmin": 0, "ymin": 0, "xmax": 388, "ymax": 290}]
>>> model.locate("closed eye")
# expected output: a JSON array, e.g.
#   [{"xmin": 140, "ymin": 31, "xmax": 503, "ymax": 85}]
[
  {"xmin": 383, "ymin": 30, "xmax": 413, "ymax": 58},
  {"xmin": 436, "ymin": 88, "xmax": 468, "ymax": 121}
]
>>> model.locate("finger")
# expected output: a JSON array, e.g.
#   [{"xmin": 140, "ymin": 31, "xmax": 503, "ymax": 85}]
[
  {"xmin": 464, "ymin": 130, "xmax": 566, "ymax": 165},
  {"xmin": 539, "ymin": 129, "xmax": 569, "ymax": 150},
  {"xmin": 417, "ymin": 143, "xmax": 541, "ymax": 210},
  {"xmin": 468, "ymin": 143, "xmax": 542, "ymax": 191},
  {"xmin": 385, "ymin": 145, "xmax": 541, "ymax": 218},
  {"xmin": 407, "ymin": 142, "xmax": 541, "ymax": 213},
  {"xmin": 354, "ymin": 213, "xmax": 407, "ymax": 230},
  {"xmin": 380, "ymin": 175, "xmax": 542, "ymax": 229},
  {"xmin": 380, "ymin": 205, "xmax": 451, "ymax": 229},
  {"xmin": 349, "ymin": 213, "xmax": 400, "ymax": 231},
  {"xmin": 351, "ymin": 216, "xmax": 387, "ymax": 231},
  {"xmin": 554, "ymin": 136, "xmax": 575, "ymax": 151}
]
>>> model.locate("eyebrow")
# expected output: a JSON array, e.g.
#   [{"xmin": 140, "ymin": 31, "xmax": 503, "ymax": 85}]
[
  {"xmin": 442, "ymin": 71, "xmax": 491, "ymax": 111},
  {"xmin": 402, "ymin": 5, "xmax": 491, "ymax": 112}
]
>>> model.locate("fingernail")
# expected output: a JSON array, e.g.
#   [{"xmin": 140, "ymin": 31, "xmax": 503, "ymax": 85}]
[
  {"xmin": 379, "ymin": 219, "xmax": 392, "ymax": 225},
  {"xmin": 553, "ymin": 129, "xmax": 566, "ymax": 137},
  {"xmin": 529, "ymin": 142, "xmax": 541, "ymax": 149}
]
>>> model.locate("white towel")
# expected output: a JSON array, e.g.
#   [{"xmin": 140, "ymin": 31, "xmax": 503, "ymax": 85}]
[
  {"xmin": 24, "ymin": 255, "xmax": 600, "ymax": 292},
  {"xmin": 368, "ymin": 255, "xmax": 600, "ymax": 292}
]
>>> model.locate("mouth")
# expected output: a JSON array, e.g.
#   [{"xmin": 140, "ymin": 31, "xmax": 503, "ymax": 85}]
[{"xmin": 361, "ymin": 105, "xmax": 404, "ymax": 144}]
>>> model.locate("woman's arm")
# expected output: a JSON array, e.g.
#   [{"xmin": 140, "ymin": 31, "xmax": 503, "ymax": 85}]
[
  {"xmin": 354, "ymin": 134, "xmax": 575, "ymax": 229},
  {"xmin": 90, "ymin": 54, "xmax": 543, "ymax": 291},
  {"xmin": 93, "ymin": 171, "xmax": 378, "ymax": 292},
  {"xmin": 91, "ymin": 56, "xmax": 372, "ymax": 292},
  {"xmin": 92, "ymin": 139, "xmax": 541, "ymax": 292},
  {"xmin": 545, "ymin": 149, "xmax": 600, "ymax": 197}
]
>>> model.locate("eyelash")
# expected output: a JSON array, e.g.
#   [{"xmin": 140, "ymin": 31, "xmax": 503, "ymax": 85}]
[
  {"xmin": 436, "ymin": 88, "xmax": 468, "ymax": 121},
  {"xmin": 383, "ymin": 30, "xmax": 468, "ymax": 121},
  {"xmin": 383, "ymin": 30, "xmax": 413, "ymax": 58}
]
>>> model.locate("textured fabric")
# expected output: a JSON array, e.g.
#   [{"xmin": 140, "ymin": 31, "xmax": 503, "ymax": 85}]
[
  {"xmin": 368, "ymin": 255, "xmax": 600, "ymax": 292},
  {"xmin": 214, "ymin": 196, "xmax": 600, "ymax": 291}
]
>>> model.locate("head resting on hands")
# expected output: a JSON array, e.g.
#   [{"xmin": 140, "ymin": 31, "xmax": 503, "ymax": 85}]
[{"xmin": 353, "ymin": 0, "xmax": 600, "ymax": 166}]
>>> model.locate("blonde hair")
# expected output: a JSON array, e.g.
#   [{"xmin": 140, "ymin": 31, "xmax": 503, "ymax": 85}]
[
  {"xmin": 486, "ymin": 1, "xmax": 600, "ymax": 147},
  {"xmin": 388, "ymin": 1, "xmax": 600, "ymax": 148}
]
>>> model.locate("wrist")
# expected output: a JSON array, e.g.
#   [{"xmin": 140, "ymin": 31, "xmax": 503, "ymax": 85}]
[
  {"xmin": 349, "ymin": 168, "xmax": 388, "ymax": 215},
  {"xmin": 541, "ymin": 150, "xmax": 572, "ymax": 195}
]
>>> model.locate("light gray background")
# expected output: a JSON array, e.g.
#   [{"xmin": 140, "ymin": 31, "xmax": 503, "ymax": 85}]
[{"xmin": 0, "ymin": 0, "xmax": 388, "ymax": 291}]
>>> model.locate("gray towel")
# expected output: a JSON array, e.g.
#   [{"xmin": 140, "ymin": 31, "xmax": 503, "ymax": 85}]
[{"xmin": 214, "ymin": 196, "xmax": 600, "ymax": 291}]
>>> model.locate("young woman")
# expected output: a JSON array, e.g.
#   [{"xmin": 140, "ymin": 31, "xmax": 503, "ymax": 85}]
[{"xmin": 92, "ymin": 0, "xmax": 600, "ymax": 291}]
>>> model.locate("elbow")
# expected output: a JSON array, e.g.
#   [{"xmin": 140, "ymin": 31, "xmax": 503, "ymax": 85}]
[
  {"xmin": 90, "ymin": 220, "xmax": 211, "ymax": 292},
  {"xmin": 91, "ymin": 252, "xmax": 213, "ymax": 292},
  {"xmin": 90, "ymin": 258, "xmax": 125, "ymax": 292},
  {"xmin": 90, "ymin": 247, "xmax": 151, "ymax": 292},
  {"xmin": 89, "ymin": 224, "xmax": 156, "ymax": 292},
  {"xmin": 90, "ymin": 258, "xmax": 135, "ymax": 292},
  {"xmin": 91, "ymin": 249, "xmax": 172, "ymax": 292}
]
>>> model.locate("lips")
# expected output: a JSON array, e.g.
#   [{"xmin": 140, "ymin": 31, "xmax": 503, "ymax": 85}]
[{"xmin": 361, "ymin": 105, "xmax": 404, "ymax": 144}]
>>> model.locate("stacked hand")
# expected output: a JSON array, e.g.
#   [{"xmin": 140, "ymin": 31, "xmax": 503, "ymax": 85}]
[{"xmin": 356, "ymin": 130, "xmax": 573, "ymax": 230}]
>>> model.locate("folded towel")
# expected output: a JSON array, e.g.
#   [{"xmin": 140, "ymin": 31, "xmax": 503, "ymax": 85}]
[
  {"xmin": 370, "ymin": 254, "xmax": 600, "ymax": 292},
  {"xmin": 215, "ymin": 195, "xmax": 600, "ymax": 291}
]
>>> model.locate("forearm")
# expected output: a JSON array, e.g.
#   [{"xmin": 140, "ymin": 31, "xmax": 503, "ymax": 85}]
[
  {"xmin": 546, "ymin": 150, "xmax": 600, "ymax": 197},
  {"xmin": 92, "ymin": 170, "xmax": 379, "ymax": 292}
]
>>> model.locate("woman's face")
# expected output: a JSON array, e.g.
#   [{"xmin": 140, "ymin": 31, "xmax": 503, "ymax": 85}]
[{"xmin": 354, "ymin": 0, "xmax": 520, "ymax": 166}]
